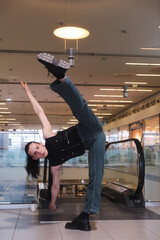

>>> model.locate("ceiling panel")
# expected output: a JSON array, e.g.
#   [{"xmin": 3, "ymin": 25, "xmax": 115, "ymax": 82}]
[{"xmin": 0, "ymin": 0, "xmax": 160, "ymax": 130}]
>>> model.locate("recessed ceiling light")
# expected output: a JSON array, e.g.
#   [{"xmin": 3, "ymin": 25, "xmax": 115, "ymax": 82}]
[
  {"xmin": 136, "ymin": 74, "xmax": 160, "ymax": 76},
  {"xmin": 140, "ymin": 48, "xmax": 160, "ymax": 50},
  {"xmin": 100, "ymin": 88, "xmax": 152, "ymax": 92},
  {"xmin": 0, "ymin": 112, "xmax": 11, "ymax": 114},
  {"xmin": 96, "ymin": 113, "xmax": 112, "ymax": 115},
  {"xmin": 89, "ymin": 100, "xmax": 132, "ymax": 103},
  {"xmin": 124, "ymin": 82, "xmax": 147, "ymax": 85},
  {"xmin": 94, "ymin": 95, "xmax": 123, "ymax": 97},
  {"xmin": 6, "ymin": 118, "xmax": 16, "ymax": 120},
  {"xmin": 125, "ymin": 62, "xmax": 160, "ymax": 66},
  {"xmin": 88, "ymin": 104, "xmax": 103, "ymax": 107},
  {"xmin": 107, "ymin": 104, "xmax": 125, "ymax": 107},
  {"xmin": 119, "ymin": 100, "xmax": 133, "ymax": 103},
  {"xmin": 67, "ymin": 122, "xmax": 77, "ymax": 124},
  {"xmin": 70, "ymin": 119, "xmax": 78, "ymax": 122},
  {"xmin": 8, "ymin": 123, "xmax": 21, "ymax": 126}
]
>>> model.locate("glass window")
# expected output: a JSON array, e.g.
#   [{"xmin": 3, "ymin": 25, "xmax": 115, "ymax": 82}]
[
  {"xmin": 108, "ymin": 129, "xmax": 119, "ymax": 142},
  {"xmin": 119, "ymin": 125, "xmax": 129, "ymax": 141},
  {"xmin": 142, "ymin": 116, "xmax": 160, "ymax": 201}
]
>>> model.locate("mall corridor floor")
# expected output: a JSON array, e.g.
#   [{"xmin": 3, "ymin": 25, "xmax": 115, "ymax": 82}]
[{"xmin": 1, "ymin": 205, "xmax": 160, "ymax": 240}]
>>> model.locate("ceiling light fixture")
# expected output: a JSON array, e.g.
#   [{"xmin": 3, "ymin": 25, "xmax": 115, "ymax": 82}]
[
  {"xmin": 140, "ymin": 48, "xmax": 160, "ymax": 50},
  {"xmin": 126, "ymin": 62, "xmax": 160, "ymax": 66},
  {"xmin": 67, "ymin": 122, "xmax": 77, "ymax": 124},
  {"xmin": 109, "ymin": 105, "xmax": 125, "ymax": 107},
  {"xmin": 136, "ymin": 74, "xmax": 160, "ymax": 77},
  {"xmin": 88, "ymin": 104, "xmax": 125, "ymax": 107},
  {"xmin": 124, "ymin": 82, "xmax": 147, "ymax": 85},
  {"xmin": 8, "ymin": 123, "xmax": 21, "ymax": 126},
  {"xmin": 88, "ymin": 104, "xmax": 103, "ymax": 107},
  {"xmin": 140, "ymin": 48, "xmax": 160, "ymax": 51},
  {"xmin": 100, "ymin": 88, "xmax": 152, "ymax": 92},
  {"xmin": 94, "ymin": 95, "xmax": 123, "ymax": 97},
  {"xmin": 70, "ymin": 119, "xmax": 78, "ymax": 122},
  {"xmin": 53, "ymin": 26, "xmax": 90, "ymax": 67},
  {"xmin": 89, "ymin": 100, "xmax": 132, "ymax": 103},
  {"xmin": 96, "ymin": 113, "xmax": 112, "ymax": 116},
  {"xmin": 6, "ymin": 118, "xmax": 16, "ymax": 120},
  {"xmin": 0, "ymin": 118, "xmax": 16, "ymax": 121},
  {"xmin": 0, "ymin": 112, "xmax": 11, "ymax": 114},
  {"xmin": 119, "ymin": 100, "xmax": 133, "ymax": 103},
  {"xmin": 53, "ymin": 26, "xmax": 90, "ymax": 39}
]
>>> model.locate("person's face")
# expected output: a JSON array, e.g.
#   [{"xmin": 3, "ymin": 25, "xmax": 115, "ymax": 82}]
[{"xmin": 28, "ymin": 142, "xmax": 48, "ymax": 160}]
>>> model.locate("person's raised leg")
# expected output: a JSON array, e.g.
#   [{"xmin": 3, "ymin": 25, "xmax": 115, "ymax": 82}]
[
  {"xmin": 37, "ymin": 52, "xmax": 102, "ymax": 139},
  {"xmin": 37, "ymin": 52, "xmax": 70, "ymax": 79}
]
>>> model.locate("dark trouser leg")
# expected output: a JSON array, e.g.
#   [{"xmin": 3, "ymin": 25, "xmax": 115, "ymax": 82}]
[
  {"xmin": 50, "ymin": 77, "xmax": 103, "ymax": 141},
  {"xmin": 83, "ymin": 131, "xmax": 106, "ymax": 214}
]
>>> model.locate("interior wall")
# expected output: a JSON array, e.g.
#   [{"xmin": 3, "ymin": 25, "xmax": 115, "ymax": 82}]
[{"xmin": 104, "ymin": 91, "xmax": 160, "ymax": 131}]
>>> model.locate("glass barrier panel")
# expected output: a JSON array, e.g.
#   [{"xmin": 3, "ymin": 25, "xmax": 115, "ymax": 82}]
[
  {"xmin": 0, "ymin": 131, "xmax": 90, "ymax": 204},
  {"xmin": 142, "ymin": 133, "xmax": 160, "ymax": 201},
  {"xmin": 103, "ymin": 140, "xmax": 139, "ymax": 193},
  {"xmin": 0, "ymin": 131, "xmax": 42, "ymax": 205}
]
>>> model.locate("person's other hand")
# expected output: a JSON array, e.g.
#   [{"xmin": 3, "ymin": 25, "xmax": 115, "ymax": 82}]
[
  {"xmin": 21, "ymin": 81, "xmax": 29, "ymax": 91},
  {"xmin": 49, "ymin": 202, "xmax": 56, "ymax": 211}
]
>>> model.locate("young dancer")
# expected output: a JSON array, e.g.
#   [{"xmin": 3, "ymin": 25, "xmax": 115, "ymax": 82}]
[{"xmin": 21, "ymin": 53, "xmax": 106, "ymax": 231}]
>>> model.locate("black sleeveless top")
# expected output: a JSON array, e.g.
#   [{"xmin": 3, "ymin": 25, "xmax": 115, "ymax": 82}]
[{"xmin": 45, "ymin": 126, "xmax": 85, "ymax": 166}]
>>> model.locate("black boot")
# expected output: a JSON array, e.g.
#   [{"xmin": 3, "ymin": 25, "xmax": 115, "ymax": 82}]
[
  {"xmin": 65, "ymin": 212, "xmax": 91, "ymax": 231},
  {"xmin": 37, "ymin": 53, "xmax": 70, "ymax": 79}
]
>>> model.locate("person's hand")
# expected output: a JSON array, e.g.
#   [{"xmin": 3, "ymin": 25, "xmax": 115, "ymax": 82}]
[
  {"xmin": 49, "ymin": 202, "xmax": 56, "ymax": 211},
  {"xmin": 21, "ymin": 81, "xmax": 30, "ymax": 91}
]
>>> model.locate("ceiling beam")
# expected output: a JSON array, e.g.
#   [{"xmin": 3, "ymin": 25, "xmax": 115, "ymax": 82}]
[{"xmin": 0, "ymin": 49, "xmax": 160, "ymax": 58}]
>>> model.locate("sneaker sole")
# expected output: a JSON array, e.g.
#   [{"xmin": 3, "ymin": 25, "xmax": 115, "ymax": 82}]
[
  {"xmin": 65, "ymin": 222, "xmax": 91, "ymax": 231},
  {"xmin": 37, "ymin": 53, "xmax": 70, "ymax": 70}
]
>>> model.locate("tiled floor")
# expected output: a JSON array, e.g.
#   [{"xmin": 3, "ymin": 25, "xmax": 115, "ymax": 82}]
[
  {"xmin": 1, "ymin": 165, "xmax": 160, "ymax": 240},
  {"xmin": 1, "ymin": 207, "xmax": 160, "ymax": 240}
]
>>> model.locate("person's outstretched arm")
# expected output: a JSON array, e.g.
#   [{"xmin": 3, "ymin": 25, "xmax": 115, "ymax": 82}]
[
  {"xmin": 21, "ymin": 81, "xmax": 55, "ymax": 139},
  {"xmin": 49, "ymin": 165, "xmax": 61, "ymax": 211}
]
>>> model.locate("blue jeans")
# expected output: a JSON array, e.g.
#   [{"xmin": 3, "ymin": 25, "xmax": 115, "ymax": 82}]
[{"xmin": 50, "ymin": 77, "xmax": 106, "ymax": 214}]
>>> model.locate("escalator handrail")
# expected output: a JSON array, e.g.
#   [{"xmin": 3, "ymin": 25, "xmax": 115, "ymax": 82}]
[{"xmin": 105, "ymin": 138, "xmax": 145, "ymax": 197}]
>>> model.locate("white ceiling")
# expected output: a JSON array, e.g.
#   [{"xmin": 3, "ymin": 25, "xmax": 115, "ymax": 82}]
[{"xmin": 1, "ymin": 0, "xmax": 160, "ymax": 130}]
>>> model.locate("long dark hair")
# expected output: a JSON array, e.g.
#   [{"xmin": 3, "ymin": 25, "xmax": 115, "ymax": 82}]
[{"xmin": 25, "ymin": 141, "xmax": 40, "ymax": 179}]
